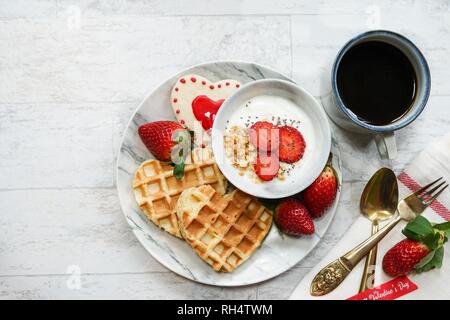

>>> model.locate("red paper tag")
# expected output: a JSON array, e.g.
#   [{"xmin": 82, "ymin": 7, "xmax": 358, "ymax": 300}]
[{"xmin": 347, "ymin": 276, "xmax": 418, "ymax": 300}]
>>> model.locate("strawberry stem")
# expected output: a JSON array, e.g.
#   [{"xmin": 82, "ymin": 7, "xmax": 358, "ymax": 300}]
[{"xmin": 173, "ymin": 159, "xmax": 185, "ymax": 180}]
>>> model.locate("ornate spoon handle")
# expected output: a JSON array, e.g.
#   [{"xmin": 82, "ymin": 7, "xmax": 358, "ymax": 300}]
[{"xmin": 310, "ymin": 215, "xmax": 401, "ymax": 296}]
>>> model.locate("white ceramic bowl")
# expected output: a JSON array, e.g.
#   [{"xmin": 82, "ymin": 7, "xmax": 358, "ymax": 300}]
[{"xmin": 212, "ymin": 79, "xmax": 331, "ymax": 198}]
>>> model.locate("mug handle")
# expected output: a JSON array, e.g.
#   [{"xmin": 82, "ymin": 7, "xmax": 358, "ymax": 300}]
[{"xmin": 375, "ymin": 132, "xmax": 397, "ymax": 159}]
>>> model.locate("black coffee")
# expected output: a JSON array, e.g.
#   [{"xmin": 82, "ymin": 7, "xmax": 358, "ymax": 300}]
[{"xmin": 336, "ymin": 41, "xmax": 416, "ymax": 126}]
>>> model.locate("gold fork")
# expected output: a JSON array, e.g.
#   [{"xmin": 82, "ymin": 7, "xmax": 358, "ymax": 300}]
[{"xmin": 311, "ymin": 177, "xmax": 448, "ymax": 296}]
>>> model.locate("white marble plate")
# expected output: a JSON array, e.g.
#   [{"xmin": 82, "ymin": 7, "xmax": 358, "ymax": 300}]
[{"xmin": 116, "ymin": 61, "xmax": 342, "ymax": 286}]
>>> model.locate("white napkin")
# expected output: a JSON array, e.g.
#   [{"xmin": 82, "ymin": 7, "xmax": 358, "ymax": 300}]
[{"xmin": 290, "ymin": 133, "xmax": 450, "ymax": 300}]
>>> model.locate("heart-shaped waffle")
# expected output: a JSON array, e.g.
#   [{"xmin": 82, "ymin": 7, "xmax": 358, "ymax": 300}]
[
  {"xmin": 133, "ymin": 148, "xmax": 227, "ymax": 238},
  {"xmin": 171, "ymin": 74, "xmax": 241, "ymax": 133},
  {"xmin": 176, "ymin": 185, "xmax": 273, "ymax": 272}
]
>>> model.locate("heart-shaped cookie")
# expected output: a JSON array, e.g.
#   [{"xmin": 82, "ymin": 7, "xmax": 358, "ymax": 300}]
[
  {"xmin": 171, "ymin": 74, "xmax": 241, "ymax": 133},
  {"xmin": 176, "ymin": 185, "xmax": 273, "ymax": 272}
]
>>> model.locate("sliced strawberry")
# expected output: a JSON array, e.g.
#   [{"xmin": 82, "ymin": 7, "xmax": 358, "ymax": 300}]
[
  {"xmin": 278, "ymin": 126, "xmax": 306, "ymax": 163},
  {"xmin": 249, "ymin": 121, "xmax": 279, "ymax": 152},
  {"xmin": 253, "ymin": 152, "xmax": 279, "ymax": 181}
]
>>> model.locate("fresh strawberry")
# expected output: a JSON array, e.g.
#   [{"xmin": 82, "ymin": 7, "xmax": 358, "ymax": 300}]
[
  {"xmin": 253, "ymin": 152, "xmax": 279, "ymax": 181},
  {"xmin": 382, "ymin": 216, "xmax": 450, "ymax": 277},
  {"xmin": 382, "ymin": 239, "xmax": 430, "ymax": 277},
  {"xmin": 138, "ymin": 121, "xmax": 186, "ymax": 161},
  {"xmin": 275, "ymin": 198, "xmax": 315, "ymax": 236},
  {"xmin": 303, "ymin": 156, "xmax": 338, "ymax": 218},
  {"xmin": 278, "ymin": 126, "xmax": 306, "ymax": 163},
  {"xmin": 249, "ymin": 121, "xmax": 279, "ymax": 152}
]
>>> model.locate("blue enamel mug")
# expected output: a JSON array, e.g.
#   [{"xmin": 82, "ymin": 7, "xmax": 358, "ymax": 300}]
[{"xmin": 322, "ymin": 30, "xmax": 431, "ymax": 159}]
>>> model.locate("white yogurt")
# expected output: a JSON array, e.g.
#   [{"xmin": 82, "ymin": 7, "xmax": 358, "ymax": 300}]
[
  {"xmin": 212, "ymin": 79, "xmax": 331, "ymax": 199},
  {"xmin": 225, "ymin": 94, "xmax": 315, "ymax": 173}
]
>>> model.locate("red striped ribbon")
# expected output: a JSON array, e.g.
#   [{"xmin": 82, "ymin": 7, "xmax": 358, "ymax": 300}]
[{"xmin": 398, "ymin": 172, "xmax": 450, "ymax": 221}]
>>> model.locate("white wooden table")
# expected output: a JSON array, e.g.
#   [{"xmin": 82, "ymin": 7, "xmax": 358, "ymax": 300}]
[{"xmin": 0, "ymin": 0, "xmax": 449, "ymax": 299}]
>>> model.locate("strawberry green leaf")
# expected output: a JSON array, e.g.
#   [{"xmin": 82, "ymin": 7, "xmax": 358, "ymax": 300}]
[
  {"xmin": 402, "ymin": 216, "xmax": 434, "ymax": 240},
  {"xmin": 422, "ymin": 231, "xmax": 441, "ymax": 250},
  {"xmin": 432, "ymin": 222, "xmax": 450, "ymax": 245},
  {"xmin": 434, "ymin": 221, "xmax": 450, "ymax": 231},
  {"xmin": 415, "ymin": 247, "xmax": 444, "ymax": 273},
  {"xmin": 414, "ymin": 249, "xmax": 436, "ymax": 271},
  {"xmin": 402, "ymin": 228, "xmax": 422, "ymax": 242},
  {"xmin": 433, "ymin": 246, "xmax": 444, "ymax": 268},
  {"xmin": 173, "ymin": 160, "xmax": 185, "ymax": 180}
]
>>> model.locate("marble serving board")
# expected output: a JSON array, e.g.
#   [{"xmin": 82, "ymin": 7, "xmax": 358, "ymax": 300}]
[{"xmin": 116, "ymin": 61, "xmax": 342, "ymax": 286}]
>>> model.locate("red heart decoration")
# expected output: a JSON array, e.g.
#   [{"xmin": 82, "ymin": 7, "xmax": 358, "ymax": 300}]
[{"xmin": 191, "ymin": 95, "xmax": 224, "ymax": 131}]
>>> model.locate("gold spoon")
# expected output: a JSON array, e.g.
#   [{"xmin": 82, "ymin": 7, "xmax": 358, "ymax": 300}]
[{"xmin": 358, "ymin": 168, "xmax": 398, "ymax": 292}]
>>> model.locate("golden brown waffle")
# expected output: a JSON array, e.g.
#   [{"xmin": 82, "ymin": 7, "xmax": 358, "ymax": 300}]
[
  {"xmin": 176, "ymin": 185, "xmax": 273, "ymax": 272},
  {"xmin": 133, "ymin": 148, "xmax": 227, "ymax": 238}
]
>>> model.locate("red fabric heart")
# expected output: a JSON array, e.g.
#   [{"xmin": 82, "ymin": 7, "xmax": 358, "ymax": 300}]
[{"xmin": 191, "ymin": 95, "xmax": 224, "ymax": 131}]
